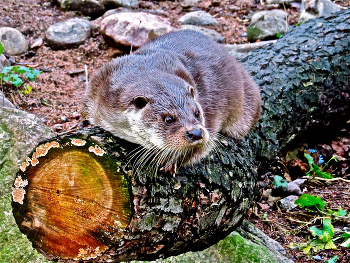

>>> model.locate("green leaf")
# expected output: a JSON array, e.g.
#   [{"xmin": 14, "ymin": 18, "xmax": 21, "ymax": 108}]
[
  {"xmin": 312, "ymin": 163, "xmax": 321, "ymax": 173},
  {"xmin": 295, "ymin": 194, "xmax": 326, "ymax": 211},
  {"xmin": 326, "ymin": 255, "xmax": 339, "ymax": 263},
  {"xmin": 324, "ymin": 240, "xmax": 336, "ymax": 250},
  {"xmin": 321, "ymin": 218, "xmax": 334, "ymax": 242},
  {"xmin": 273, "ymin": 175, "xmax": 288, "ymax": 188},
  {"xmin": 2, "ymin": 66, "xmax": 13, "ymax": 74},
  {"xmin": 316, "ymin": 171, "xmax": 333, "ymax": 179},
  {"xmin": 0, "ymin": 42, "xmax": 3, "ymax": 55},
  {"xmin": 23, "ymin": 85, "xmax": 32, "ymax": 95},
  {"xmin": 340, "ymin": 237, "xmax": 350, "ymax": 248},
  {"xmin": 341, "ymin": 232, "xmax": 350, "ymax": 239},
  {"xmin": 26, "ymin": 69, "xmax": 42, "ymax": 81},
  {"xmin": 335, "ymin": 209, "xmax": 347, "ymax": 217},
  {"xmin": 309, "ymin": 238, "xmax": 325, "ymax": 252},
  {"xmin": 340, "ymin": 232, "xmax": 350, "ymax": 248},
  {"xmin": 310, "ymin": 227, "xmax": 323, "ymax": 237},
  {"xmin": 10, "ymin": 66, "xmax": 19, "ymax": 73},
  {"xmin": 305, "ymin": 153, "xmax": 315, "ymax": 169},
  {"xmin": 17, "ymin": 66, "xmax": 29, "ymax": 74},
  {"xmin": 310, "ymin": 219, "xmax": 334, "ymax": 243},
  {"xmin": 31, "ymin": 69, "xmax": 42, "ymax": 77},
  {"xmin": 26, "ymin": 72, "xmax": 35, "ymax": 81},
  {"xmin": 11, "ymin": 76, "xmax": 23, "ymax": 87},
  {"xmin": 302, "ymin": 244, "xmax": 313, "ymax": 254}
]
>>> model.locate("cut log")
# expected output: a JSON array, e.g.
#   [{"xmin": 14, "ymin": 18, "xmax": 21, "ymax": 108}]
[{"xmin": 11, "ymin": 9, "xmax": 350, "ymax": 262}]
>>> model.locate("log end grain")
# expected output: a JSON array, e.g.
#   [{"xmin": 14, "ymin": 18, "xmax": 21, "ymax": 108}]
[{"xmin": 12, "ymin": 137, "xmax": 132, "ymax": 261}]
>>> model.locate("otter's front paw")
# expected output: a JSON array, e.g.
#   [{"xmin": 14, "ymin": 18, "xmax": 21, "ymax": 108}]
[{"xmin": 160, "ymin": 163, "xmax": 177, "ymax": 177}]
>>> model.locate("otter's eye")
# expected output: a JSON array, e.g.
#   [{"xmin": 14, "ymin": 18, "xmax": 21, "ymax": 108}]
[
  {"xmin": 194, "ymin": 110, "xmax": 200, "ymax": 119},
  {"xmin": 133, "ymin": 97, "xmax": 148, "ymax": 109},
  {"xmin": 165, "ymin": 116, "xmax": 175, "ymax": 125}
]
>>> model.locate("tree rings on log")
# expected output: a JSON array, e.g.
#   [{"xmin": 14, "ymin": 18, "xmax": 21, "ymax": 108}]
[{"xmin": 11, "ymin": 137, "xmax": 132, "ymax": 261}]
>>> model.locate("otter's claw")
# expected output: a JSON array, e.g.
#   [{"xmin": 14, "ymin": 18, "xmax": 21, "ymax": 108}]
[{"xmin": 160, "ymin": 163, "xmax": 177, "ymax": 177}]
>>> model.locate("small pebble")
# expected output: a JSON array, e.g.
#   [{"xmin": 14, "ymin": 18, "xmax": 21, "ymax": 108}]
[
  {"xmin": 313, "ymin": 255, "xmax": 322, "ymax": 261},
  {"xmin": 72, "ymin": 112, "xmax": 80, "ymax": 119},
  {"xmin": 60, "ymin": 116, "xmax": 68, "ymax": 122}
]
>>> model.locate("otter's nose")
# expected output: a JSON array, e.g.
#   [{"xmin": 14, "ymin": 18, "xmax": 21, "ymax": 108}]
[{"xmin": 186, "ymin": 128, "xmax": 204, "ymax": 142}]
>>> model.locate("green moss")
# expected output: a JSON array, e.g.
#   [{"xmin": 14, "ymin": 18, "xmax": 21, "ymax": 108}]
[
  {"xmin": 131, "ymin": 231, "xmax": 278, "ymax": 263},
  {"xmin": 0, "ymin": 196, "xmax": 49, "ymax": 263},
  {"xmin": 247, "ymin": 25, "xmax": 263, "ymax": 42}
]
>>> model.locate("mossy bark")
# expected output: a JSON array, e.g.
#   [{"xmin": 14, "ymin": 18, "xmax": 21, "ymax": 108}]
[{"xmin": 3, "ymin": 8, "xmax": 350, "ymax": 263}]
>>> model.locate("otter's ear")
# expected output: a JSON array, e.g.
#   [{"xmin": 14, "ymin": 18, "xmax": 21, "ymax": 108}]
[
  {"xmin": 132, "ymin": 96, "xmax": 149, "ymax": 109},
  {"xmin": 174, "ymin": 68, "xmax": 196, "ymax": 87},
  {"xmin": 188, "ymin": 86, "xmax": 196, "ymax": 98}
]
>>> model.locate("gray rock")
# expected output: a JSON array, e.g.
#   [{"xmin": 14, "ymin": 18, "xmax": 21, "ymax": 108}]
[
  {"xmin": 179, "ymin": 11, "xmax": 219, "ymax": 26},
  {"xmin": 181, "ymin": 0, "xmax": 201, "ymax": 8},
  {"xmin": 0, "ymin": 27, "xmax": 28, "ymax": 55},
  {"xmin": 250, "ymin": 10, "xmax": 288, "ymax": 25},
  {"xmin": 46, "ymin": 18, "xmax": 91, "ymax": 50},
  {"xmin": 0, "ymin": 107, "xmax": 53, "ymax": 193},
  {"xmin": 57, "ymin": 0, "xmax": 105, "ymax": 17},
  {"xmin": 279, "ymin": 195, "xmax": 299, "ymax": 211},
  {"xmin": 247, "ymin": 10, "xmax": 289, "ymax": 41},
  {"xmin": 287, "ymin": 181, "xmax": 302, "ymax": 195},
  {"xmin": 0, "ymin": 54, "xmax": 9, "ymax": 72},
  {"xmin": 313, "ymin": 255, "xmax": 322, "ymax": 261},
  {"xmin": 100, "ymin": 12, "xmax": 175, "ymax": 48},
  {"xmin": 102, "ymin": 0, "xmax": 139, "ymax": 8},
  {"xmin": 299, "ymin": 0, "xmax": 345, "ymax": 23},
  {"xmin": 180, "ymin": 25, "xmax": 223, "ymax": 43},
  {"xmin": 0, "ymin": 91, "xmax": 16, "ymax": 109},
  {"xmin": 30, "ymin": 38, "xmax": 43, "ymax": 49}
]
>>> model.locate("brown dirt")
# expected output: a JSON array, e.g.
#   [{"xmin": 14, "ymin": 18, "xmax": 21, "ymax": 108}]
[{"xmin": 1, "ymin": 0, "xmax": 349, "ymax": 262}]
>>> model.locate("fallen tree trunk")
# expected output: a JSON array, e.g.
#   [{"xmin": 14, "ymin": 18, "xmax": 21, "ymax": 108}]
[{"xmin": 11, "ymin": 9, "xmax": 350, "ymax": 262}]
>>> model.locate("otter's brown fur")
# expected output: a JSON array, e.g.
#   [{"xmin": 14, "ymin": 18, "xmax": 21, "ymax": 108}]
[{"xmin": 83, "ymin": 30, "xmax": 261, "ymax": 172}]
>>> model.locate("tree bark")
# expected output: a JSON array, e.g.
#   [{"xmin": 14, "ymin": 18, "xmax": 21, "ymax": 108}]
[{"xmin": 11, "ymin": 9, "xmax": 350, "ymax": 262}]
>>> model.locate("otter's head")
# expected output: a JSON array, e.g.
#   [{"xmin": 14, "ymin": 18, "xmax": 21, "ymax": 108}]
[{"xmin": 123, "ymin": 72, "xmax": 210, "ymax": 167}]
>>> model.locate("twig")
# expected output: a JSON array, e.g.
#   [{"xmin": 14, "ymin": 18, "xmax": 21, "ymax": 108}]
[
  {"xmin": 56, "ymin": 124, "xmax": 79, "ymax": 136},
  {"xmin": 84, "ymin": 65, "xmax": 88, "ymax": 91},
  {"xmin": 16, "ymin": 2, "xmax": 41, "ymax": 7},
  {"xmin": 10, "ymin": 93, "xmax": 17, "ymax": 107},
  {"xmin": 302, "ymin": 176, "xmax": 350, "ymax": 183}
]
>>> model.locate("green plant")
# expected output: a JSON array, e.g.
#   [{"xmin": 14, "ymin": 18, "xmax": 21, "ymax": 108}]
[
  {"xmin": 304, "ymin": 153, "xmax": 336, "ymax": 179},
  {"xmin": 273, "ymin": 175, "xmax": 288, "ymax": 188},
  {"xmin": 306, "ymin": 218, "xmax": 336, "ymax": 252},
  {"xmin": 290, "ymin": 194, "xmax": 349, "ymax": 255},
  {"xmin": 262, "ymin": 213, "xmax": 267, "ymax": 220},
  {"xmin": 295, "ymin": 193, "xmax": 326, "ymax": 211},
  {"xmin": 326, "ymin": 255, "xmax": 339, "ymax": 263},
  {"xmin": 18, "ymin": 85, "xmax": 32, "ymax": 95},
  {"xmin": 0, "ymin": 42, "xmax": 42, "ymax": 94}
]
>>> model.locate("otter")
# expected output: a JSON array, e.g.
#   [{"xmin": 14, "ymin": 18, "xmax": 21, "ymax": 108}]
[{"xmin": 82, "ymin": 30, "xmax": 261, "ymax": 175}]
